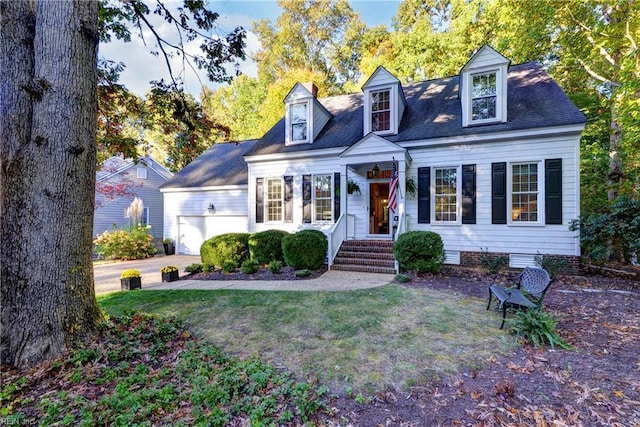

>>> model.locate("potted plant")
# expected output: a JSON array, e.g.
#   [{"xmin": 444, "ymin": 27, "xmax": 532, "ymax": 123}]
[
  {"xmin": 406, "ymin": 176, "xmax": 417, "ymax": 198},
  {"xmin": 347, "ymin": 178, "xmax": 361, "ymax": 195},
  {"xmin": 120, "ymin": 269, "xmax": 141, "ymax": 291},
  {"xmin": 160, "ymin": 265, "xmax": 179, "ymax": 282},
  {"xmin": 163, "ymin": 238, "xmax": 175, "ymax": 255}
]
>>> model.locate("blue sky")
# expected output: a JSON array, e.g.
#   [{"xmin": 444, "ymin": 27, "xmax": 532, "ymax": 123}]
[{"xmin": 99, "ymin": 0, "xmax": 402, "ymax": 97}]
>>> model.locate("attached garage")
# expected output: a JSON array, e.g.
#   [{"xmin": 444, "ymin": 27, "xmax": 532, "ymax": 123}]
[
  {"xmin": 177, "ymin": 215, "xmax": 248, "ymax": 255},
  {"xmin": 160, "ymin": 141, "xmax": 257, "ymax": 255}
]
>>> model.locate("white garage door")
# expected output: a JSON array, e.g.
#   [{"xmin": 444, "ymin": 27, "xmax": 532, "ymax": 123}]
[{"xmin": 177, "ymin": 215, "xmax": 248, "ymax": 255}]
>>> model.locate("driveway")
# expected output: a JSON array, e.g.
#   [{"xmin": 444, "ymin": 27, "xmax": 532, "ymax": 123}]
[{"xmin": 93, "ymin": 254, "xmax": 200, "ymax": 295}]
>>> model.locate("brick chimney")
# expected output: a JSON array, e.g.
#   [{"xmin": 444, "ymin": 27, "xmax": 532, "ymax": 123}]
[{"xmin": 302, "ymin": 82, "xmax": 318, "ymax": 98}]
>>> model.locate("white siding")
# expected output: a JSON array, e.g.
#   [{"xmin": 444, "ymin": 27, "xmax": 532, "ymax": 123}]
[
  {"xmin": 163, "ymin": 187, "xmax": 248, "ymax": 254},
  {"xmin": 404, "ymin": 133, "xmax": 580, "ymax": 257},
  {"xmin": 248, "ymin": 157, "xmax": 340, "ymax": 235}
]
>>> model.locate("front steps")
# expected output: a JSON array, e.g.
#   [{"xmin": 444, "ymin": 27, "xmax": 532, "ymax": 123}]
[{"xmin": 331, "ymin": 240, "xmax": 396, "ymax": 274}]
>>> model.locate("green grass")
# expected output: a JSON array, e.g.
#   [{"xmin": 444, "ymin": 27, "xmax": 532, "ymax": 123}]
[{"xmin": 99, "ymin": 285, "xmax": 516, "ymax": 392}]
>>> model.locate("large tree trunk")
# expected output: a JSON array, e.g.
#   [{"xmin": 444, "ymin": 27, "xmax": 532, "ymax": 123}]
[{"xmin": 1, "ymin": 0, "xmax": 102, "ymax": 368}]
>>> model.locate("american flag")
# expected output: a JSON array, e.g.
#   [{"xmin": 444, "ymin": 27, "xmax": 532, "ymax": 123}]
[{"xmin": 388, "ymin": 158, "xmax": 398, "ymax": 213}]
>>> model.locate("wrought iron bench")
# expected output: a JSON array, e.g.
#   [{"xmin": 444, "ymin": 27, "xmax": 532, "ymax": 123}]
[{"xmin": 487, "ymin": 266, "xmax": 553, "ymax": 329}]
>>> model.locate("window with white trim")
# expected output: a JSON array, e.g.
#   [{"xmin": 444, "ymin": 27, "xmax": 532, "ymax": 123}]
[
  {"xmin": 313, "ymin": 174, "xmax": 332, "ymax": 222},
  {"xmin": 370, "ymin": 89, "xmax": 391, "ymax": 132},
  {"xmin": 266, "ymin": 178, "xmax": 283, "ymax": 222},
  {"xmin": 290, "ymin": 102, "xmax": 308, "ymax": 143},
  {"xmin": 433, "ymin": 167, "xmax": 459, "ymax": 223},
  {"xmin": 137, "ymin": 168, "xmax": 147, "ymax": 179},
  {"xmin": 471, "ymin": 71, "xmax": 497, "ymax": 121},
  {"xmin": 510, "ymin": 162, "xmax": 539, "ymax": 223}
]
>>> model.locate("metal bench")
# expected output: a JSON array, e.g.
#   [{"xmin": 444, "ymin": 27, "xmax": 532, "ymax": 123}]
[{"xmin": 487, "ymin": 266, "xmax": 553, "ymax": 329}]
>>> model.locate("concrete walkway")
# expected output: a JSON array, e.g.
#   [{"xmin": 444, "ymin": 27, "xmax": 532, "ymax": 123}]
[{"xmin": 94, "ymin": 255, "xmax": 395, "ymax": 294}]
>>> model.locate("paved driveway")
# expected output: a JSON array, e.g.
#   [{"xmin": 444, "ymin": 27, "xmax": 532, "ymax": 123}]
[{"xmin": 94, "ymin": 255, "xmax": 200, "ymax": 295}]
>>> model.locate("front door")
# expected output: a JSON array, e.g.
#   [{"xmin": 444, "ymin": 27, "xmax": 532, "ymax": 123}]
[{"xmin": 369, "ymin": 182, "xmax": 390, "ymax": 235}]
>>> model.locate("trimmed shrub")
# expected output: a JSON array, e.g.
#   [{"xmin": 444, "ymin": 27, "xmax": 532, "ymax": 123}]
[
  {"xmin": 282, "ymin": 230, "xmax": 327, "ymax": 270},
  {"xmin": 203, "ymin": 263, "xmax": 215, "ymax": 273},
  {"xmin": 393, "ymin": 231, "xmax": 445, "ymax": 273},
  {"xmin": 295, "ymin": 269, "xmax": 311, "ymax": 277},
  {"xmin": 200, "ymin": 233, "xmax": 249, "ymax": 269},
  {"xmin": 94, "ymin": 226, "xmax": 157, "ymax": 260},
  {"xmin": 269, "ymin": 260, "xmax": 283, "ymax": 274},
  {"xmin": 395, "ymin": 273, "xmax": 411, "ymax": 283},
  {"xmin": 222, "ymin": 260, "xmax": 236, "ymax": 274},
  {"xmin": 241, "ymin": 259, "xmax": 261, "ymax": 274},
  {"xmin": 249, "ymin": 229, "xmax": 289, "ymax": 264},
  {"xmin": 184, "ymin": 263, "xmax": 203, "ymax": 274}
]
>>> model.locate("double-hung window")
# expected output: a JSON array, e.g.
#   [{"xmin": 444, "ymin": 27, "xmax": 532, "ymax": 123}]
[
  {"xmin": 314, "ymin": 174, "xmax": 332, "ymax": 222},
  {"xmin": 290, "ymin": 103, "xmax": 308, "ymax": 143},
  {"xmin": 471, "ymin": 72, "xmax": 497, "ymax": 122},
  {"xmin": 433, "ymin": 167, "xmax": 459, "ymax": 223},
  {"xmin": 510, "ymin": 162, "xmax": 539, "ymax": 223},
  {"xmin": 266, "ymin": 178, "xmax": 283, "ymax": 222},
  {"xmin": 370, "ymin": 89, "xmax": 391, "ymax": 132}
]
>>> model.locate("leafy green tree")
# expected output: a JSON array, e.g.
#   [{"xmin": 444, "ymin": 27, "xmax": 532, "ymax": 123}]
[
  {"xmin": 253, "ymin": 0, "xmax": 366, "ymax": 91},
  {"xmin": 1, "ymin": 0, "xmax": 246, "ymax": 368}
]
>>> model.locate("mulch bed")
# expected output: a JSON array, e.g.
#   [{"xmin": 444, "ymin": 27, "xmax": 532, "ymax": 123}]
[
  {"xmin": 326, "ymin": 266, "xmax": 640, "ymax": 426},
  {"xmin": 185, "ymin": 265, "xmax": 328, "ymax": 281}
]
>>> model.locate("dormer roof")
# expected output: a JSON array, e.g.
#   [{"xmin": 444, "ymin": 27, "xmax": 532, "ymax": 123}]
[
  {"xmin": 460, "ymin": 44, "xmax": 510, "ymax": 74},
  {"xmin": 244, "ymin": 63, "xmax": 585, "ymax": 158}
]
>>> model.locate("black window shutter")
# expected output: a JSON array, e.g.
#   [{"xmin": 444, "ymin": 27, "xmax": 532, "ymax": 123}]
[
  {"xmin": 462, "ymin": 164, "xmax": 476, "ymax": 224},
  {"xmin": 302, "ymin": 174, "xmax": 311, "ymax": 223},
  {"xmin": 256, "ymin": 178, "xmax": 264, "ymax": 223},
  {"xmin": 417, "ymin": 167, "xmax": 430, "ymax": 224},
  {"xmin": 334, "ymin": 172, "xmax": 340, "ymax": 222},
  {"xmin": 545, "ymin": 158, "xmax": 562, "ymax": 224},
  {"xmin": 491, "ymin": 162, "xmax": 507, "ymax": 224},
  {"xmin": 284, "ymin": 175, "xmax": 293, "ymax": 222}
]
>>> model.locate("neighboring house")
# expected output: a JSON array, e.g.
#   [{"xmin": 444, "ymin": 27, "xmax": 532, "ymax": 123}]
[
  {"xmin": 161, "ymin": 46, "xmax": 586, "ymax": 272},
  {"xmin": 94, "ymin": 156, "xmax": 173, "ymax": 240}
]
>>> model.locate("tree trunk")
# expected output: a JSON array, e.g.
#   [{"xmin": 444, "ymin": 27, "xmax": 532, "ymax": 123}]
[{"xmin": 1, "ymin": 0, "xmax": 102, "ymax": 368}]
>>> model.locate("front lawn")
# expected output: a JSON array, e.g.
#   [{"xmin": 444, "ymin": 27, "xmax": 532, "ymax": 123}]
[{"xmin": 98, "ymin": 285, "xmax": 516, "ymax": 392}]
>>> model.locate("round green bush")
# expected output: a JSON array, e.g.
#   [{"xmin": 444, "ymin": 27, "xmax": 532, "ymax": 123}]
[
  {"xmin": 269, "ymin": 260, "xmax": 283, "ymax": 274},
  {"xmin": 393, "ymin": 231, "xmax": 446, "ymax": 273},
  {"xmin": 282, "ymin": 230, "xmax": 327, "ymax": 270},
  {"xmin": 241, "ymin": 259, "xmax": 261, "ymax": 274},
  {"xmin": 248, "ymin": 229, "xmax": 290, "ymax": 264},
  {"xmin": 200, "ymin": 233, "xmax": 250, "ymax": 269}
]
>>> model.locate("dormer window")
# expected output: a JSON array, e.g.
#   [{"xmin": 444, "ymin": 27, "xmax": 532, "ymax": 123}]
[
  {"xmin": 371, "ymin": 89, "xmax": 391, "ymax": 132},
  {"xmin": 362, "ymin": 66, "xmax": 406, "ymax": 136},
  {"xmin": 290, "ymin": 102, "xmax": 308, "ymax": 142},
  {"xmin": 283, "ymin": 82, "xmax": 331, "ymax": 146},
  {"xmin": 471, "ymin": 71, "xmax": 497, "ymax": 121},
  {"xmin": 460, "ymin": 45, "xmax": 509, "ymax": 127}
]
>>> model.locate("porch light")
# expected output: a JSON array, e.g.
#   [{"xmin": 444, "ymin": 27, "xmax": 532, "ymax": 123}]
[
  {"xmin": 208, "ymin": 203, "xmax": 215, "ymax": 213},
  {"xmin": 371, "ymin": 163, "xmax": 380, "ymax": 177}
]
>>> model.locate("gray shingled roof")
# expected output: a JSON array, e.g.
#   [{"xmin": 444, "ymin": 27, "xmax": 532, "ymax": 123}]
[
  {"xmin": 245, "ymin": 63, "xmax": 586, "ymax": 157},
  {"xmin": 160, "ymin": 140, "xmax": 258, "ymax": 189}
]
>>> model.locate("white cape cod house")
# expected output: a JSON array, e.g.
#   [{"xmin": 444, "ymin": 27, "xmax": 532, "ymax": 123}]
[{"xmin": 160, "ymin": 46, "xmax": 586, "ymax": 273}]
